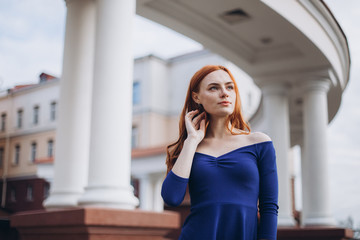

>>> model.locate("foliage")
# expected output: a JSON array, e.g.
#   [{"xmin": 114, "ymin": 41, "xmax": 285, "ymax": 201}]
[{"xmin": 338, "ymin": 216, "xmax": 360, "ymax": 240}]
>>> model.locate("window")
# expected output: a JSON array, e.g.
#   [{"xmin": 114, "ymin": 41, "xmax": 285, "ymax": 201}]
[
  {"xmin": 133, "ymin": 82, "xmax": 141, "ymax": 105},
  {"xmin": 0, "ymin": 148, "xmax": 3, "ymax": 168},
  {"xmin": 26, "ymin": 185, "xmax": 33, "ymax": 201},
  {"xmin": 17, "ymin": 109, "xmax": 23, "ymax": 128},
  {"xmin": 14, "ymin": 145, "xmax": 20, "ymax": 165},
  {"xmin": 33, "ymin": 106, "xmax": 39, "ymax": 125},
  {"xmin": 10, "ymin": 188, "xmax": 16, "ymax": 202},
  {"xmin": 50, "ymin": 102, "xmax": 57, "ymax": 121},
  {"xmin": 1, "ymin": 113, "xmax": 6, "ymax": 131},
  {"xmin": 44, "ymin": 183, "xmax": 50, "ymax": 199},
  {"xmin": 48, "ymin": 140, "xmax": 54, "ymax": 157},
  {"xmin": 131, "ymin": 126, "xmax": 138, "ymax": 148},
  {"xmin": 31, "ymin": 142, "xmax": 37, "ymax": 163}
]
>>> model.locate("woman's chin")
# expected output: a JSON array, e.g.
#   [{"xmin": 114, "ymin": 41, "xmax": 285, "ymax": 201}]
[{"xmin": 208, "ymin": 110, "xmax": 234, "ymax": 118}]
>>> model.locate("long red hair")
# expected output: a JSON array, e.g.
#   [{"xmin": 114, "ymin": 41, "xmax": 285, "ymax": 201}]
[{"xmin": 166, "ymin": 65, "xmax": 250, "ymax": 173}]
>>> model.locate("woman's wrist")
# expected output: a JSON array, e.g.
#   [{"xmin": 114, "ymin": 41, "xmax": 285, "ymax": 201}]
[{"xmin": 185, "ymin": 135, "xmax": 201, "ymax": 146}]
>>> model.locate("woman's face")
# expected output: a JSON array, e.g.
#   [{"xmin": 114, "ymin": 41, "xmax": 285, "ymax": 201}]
[{"xmin": 192, "ymin": 70, "xmax": 236, "ymax": 117}]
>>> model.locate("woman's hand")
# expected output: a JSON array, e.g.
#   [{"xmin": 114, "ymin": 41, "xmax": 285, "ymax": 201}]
[{"xmin": 185, "ymin": 109, "xmax": 206, "ymax": 144}]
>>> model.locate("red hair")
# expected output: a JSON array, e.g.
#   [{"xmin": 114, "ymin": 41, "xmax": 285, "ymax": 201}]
[{"xmin": 165, "ymin": 65, "xmax": 250, "ymax": 173}]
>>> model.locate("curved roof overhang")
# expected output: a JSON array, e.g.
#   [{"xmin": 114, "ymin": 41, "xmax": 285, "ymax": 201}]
[{"xmin": 136, "ymin": 0, "xmax": 350, "ymax": 146}]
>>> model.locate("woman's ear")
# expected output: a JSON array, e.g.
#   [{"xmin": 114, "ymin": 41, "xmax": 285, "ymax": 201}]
[{"xmin": 192, "ymin": 92, "xmax": 200, "ymax": 104}]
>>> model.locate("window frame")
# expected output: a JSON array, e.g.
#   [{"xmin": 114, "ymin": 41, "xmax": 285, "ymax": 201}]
[
  {"xmin": 33, "ymin": 105, "xmax": 40, "ymax": 125},
  {"xmin": 50, "ymin": 101, "xmax": 57, "ymax": 121},
  {"xmin": 26, "ymin": 185, "xmax": 34, "ymax": 201},
  {"xmin": 17, "ymin": 109, "xmax": 23, "ymax": 128},
  {"xmin": 47, "ymin": 139, "xmax": 54, "ymax": 157},
  {"xmin": 14, "ymin": 144, "xmax": 20, "ymax": 165},
  {"xmin": 30, "ymin": 142, "xmax": 37, "ymax": 163},
  {"xmin": 0, "ymin": 147, "xmax": 4, "ymax": 169},
  {"xmin": 1, "ymin": 113, "xmax": 6, "ymax": 131},
  {"xmin": 132, "ymin": 81, "xmax": 141, "ymax": 105}
]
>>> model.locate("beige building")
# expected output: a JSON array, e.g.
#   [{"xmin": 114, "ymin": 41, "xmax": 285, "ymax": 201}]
[{"xmin": 0, "ymin": 73, "xmax": 58, "ymax": 212}]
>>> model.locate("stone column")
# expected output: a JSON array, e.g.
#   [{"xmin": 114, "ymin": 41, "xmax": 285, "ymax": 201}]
[
  {"xmin": 78, "ymin": 0, "xmax": 139, "ymax": 209},
  {"xmin": 153, "ymin": 174, "xmax": 165, "ymax": 212},
  {"xmin": 138, "ymin": 176, "xmax": 154, "ymax": 211},
  {"xmin": 44, "ymin": 0, "xmax": 95, "ymax": 208},
  {"xmin": 137, "ymin": 173, "xmax": 165, "ymax": 212},
  {"xmin": 261, "ymin": 83, "xmax": 295, "ymax": 226},
  {"xmin": 301, "ymin": 79, "xmax": 335, "ymax": 226}
]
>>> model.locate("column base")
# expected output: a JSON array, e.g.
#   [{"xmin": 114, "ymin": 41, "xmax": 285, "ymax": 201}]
[
  {"xmin": 43, "ymin": 191, "xmax": 83, "ymax": 209},
  {"xmin": 278, "ymin": 214, "xmax": 296, "ymax": 226},
  {"xmin": 78, "ymin": 186, "xmax": 139, "ymax": 209},
  {"xmin": 278, "ymin": 226, "xmax": 353, "ymax": 240},
  {"xmin": 10, "ymin": 208, "xmax": 180, "ymax": 240},
  {"xmin": 302, "ymin": 216, "xmax": 336, "ymax": 226}
]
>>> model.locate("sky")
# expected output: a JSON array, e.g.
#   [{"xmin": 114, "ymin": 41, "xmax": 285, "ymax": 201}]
[
  {"xmin": 0, "ymin": 0, "xmax": 359, "ymax": 228},
  {"xmin": 324, "ymin": 0, "xmax": 360, "ymax": 228},
  {"xmin": 0, "ymin": 0, "xmax": 202, "ymax": 89}
]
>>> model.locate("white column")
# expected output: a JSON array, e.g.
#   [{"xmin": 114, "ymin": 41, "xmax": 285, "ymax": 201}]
[
  {"xmin": 78, "ymin": 0, "xmax": 138, "ymax": 209},
  {"xmin": 137, "ymin": 173, "xmax": 165, "ymax": 211},
  {"xmin": 153, "ymin": 173, "xmax": 165, "ymax": 212},
  {"xmin": 262, "ymin": 83, "xmax": 295, "ymax": 226},
  {"xmin": 44, "ymin": 0, "xmax": 95, "ymax": 208},
  {"xmin": 301, "ymin": 79, "xmax": 335, "ymax": 226},
  {"xmin": 138, "ymin": 176, "xmax": 154, "ymax": 211}
]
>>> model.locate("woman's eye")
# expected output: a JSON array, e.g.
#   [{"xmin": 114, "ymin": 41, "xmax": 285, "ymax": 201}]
[
  {"xmin": 210, "ymin": 86, "xmax": 217, "ymax": 90},
  {"xmin": 227, "ymin": 86, "xmax": 234, "ymax": 90}
]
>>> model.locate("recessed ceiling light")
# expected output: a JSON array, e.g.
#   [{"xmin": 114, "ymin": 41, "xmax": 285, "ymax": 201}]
[
  {"xmin": 219, "ymin": 8, "xmax": 250, "ymax": 24},
  {"xmin": 260, "ymin": 37, "xmax": 273, "ymax": 45}
]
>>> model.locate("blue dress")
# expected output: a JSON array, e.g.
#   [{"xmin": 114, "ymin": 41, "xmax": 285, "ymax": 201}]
[{"xmin": 161, "ymin": 141, "xmax": 279, "ymax": 240}]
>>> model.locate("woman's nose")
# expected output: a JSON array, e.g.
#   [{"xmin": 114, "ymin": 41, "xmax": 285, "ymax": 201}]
[{"xmin": 220, "ymin": 88, "xmax": 229, "ymax": 98}]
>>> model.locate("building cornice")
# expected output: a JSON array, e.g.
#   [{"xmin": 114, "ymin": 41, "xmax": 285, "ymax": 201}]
[
  {"xmin": 3, "ymin": 78, "xmax": 60, "ymax": 99},
  {"xmin": 132, "ymin": 145, "xmax": 168, "ymax": 159}
]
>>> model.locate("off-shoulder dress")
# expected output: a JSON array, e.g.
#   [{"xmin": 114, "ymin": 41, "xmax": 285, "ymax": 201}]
[{"xmin": 161, "ymin": 141, "xmax": 279, "ymax": 240}]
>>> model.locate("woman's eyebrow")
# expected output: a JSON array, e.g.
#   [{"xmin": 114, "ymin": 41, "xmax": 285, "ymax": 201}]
[{"xmin": 207, "ymin": 81, "xmax": 234, "ymax": 86}]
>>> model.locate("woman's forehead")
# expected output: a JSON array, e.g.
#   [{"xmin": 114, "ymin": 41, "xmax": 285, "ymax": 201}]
[{"xmin": 202, "ymin": 70, "xmax": 232, "ymax": 84}]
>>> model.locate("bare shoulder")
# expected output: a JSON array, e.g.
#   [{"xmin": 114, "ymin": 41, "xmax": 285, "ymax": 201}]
[{"xmin": 249, "ymin": 131, "xmax": 272, "ymax": 143}]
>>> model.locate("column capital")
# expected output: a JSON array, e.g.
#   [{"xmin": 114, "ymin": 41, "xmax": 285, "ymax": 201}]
[
  {"xmin": 301, "ymin": 78, "xmax": 331, "ymax": 93},
  {"xmin": 260, "ymin": 81, "xmax": 290, "ymax": 96},
  {"xmin": 65, "ymin": 0, "xmax": 76, "ymax": 6}
]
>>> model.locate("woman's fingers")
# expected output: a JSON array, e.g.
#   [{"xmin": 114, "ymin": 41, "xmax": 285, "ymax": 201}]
[
  {"xmin": 193, "ymin": 112, "xmax": 205, "ymax": 127},
  {"xmin": 192, "ymin": 111, "xmax": 204, "ymax": 121},
  {"xmin": 186, "ymin": 110, "xmax": 201, "ymax": 124},
  {"xmin": 186, "ymin": 109, "xmax": 198, "ymax": 120},
  {"xmin": 185, "ymin": 110, "xmax": 198, "ymax": 131},
  {"xmin": 186, "ymin": 110, "xmax": 206, "ymax": 135},
  {"xmin": 199, "ymin": 118, "xmax": 205, "ymax": 131}
]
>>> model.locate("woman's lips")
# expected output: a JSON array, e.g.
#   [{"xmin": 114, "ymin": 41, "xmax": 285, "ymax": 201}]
[{"xmin": 219, "ymin": 101, "xmax": 231, "ymax": 106}]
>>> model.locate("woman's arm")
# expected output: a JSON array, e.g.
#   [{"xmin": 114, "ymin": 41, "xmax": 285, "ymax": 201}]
[
  {"xmin": 161, "ymin": 110, "xmax": 206, "ymax": 206},
  {"xmin": 171, "ymin": 137, "xmax": 199, "ymax": 178},
  {"xmin": 257, "ymin": 141, "xmax": 279, "ymax": 240},
  {"xmin": 161, "ymin": 138, "xmax": 198, "ymax": 206}
]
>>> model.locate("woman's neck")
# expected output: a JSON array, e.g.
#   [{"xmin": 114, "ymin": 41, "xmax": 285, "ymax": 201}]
[{"xmin": 206, "ymin": 116, "xmax": 232, "ymax": 139}]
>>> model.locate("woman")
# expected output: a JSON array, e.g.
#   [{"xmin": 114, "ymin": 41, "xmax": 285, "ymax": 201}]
[{"xmin": 161, "ymin": 65, "xmax": 279, "ymax": 240}]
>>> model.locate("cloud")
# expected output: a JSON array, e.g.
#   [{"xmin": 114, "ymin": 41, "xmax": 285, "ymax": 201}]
[
  {"xmin": 0, "ymin": 1, "xmax": 202, "ymax": 89},
  {"xmin": 0, "ymin": 0, "xmax": 66, "ymax": 89},
  {"xmin": 325, "ymin": 0, "xmax": 360, "ymax": 226},
  {"xmin": 133, "ymin": 16, "xmax": 203, "ymax": 59}
]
